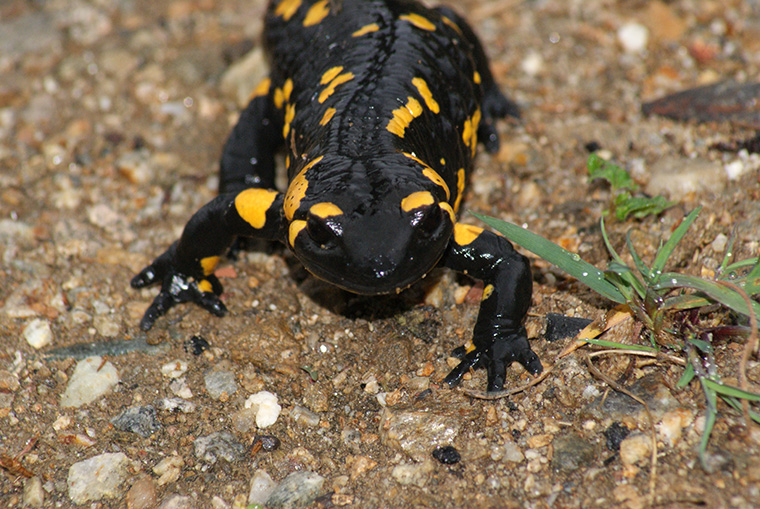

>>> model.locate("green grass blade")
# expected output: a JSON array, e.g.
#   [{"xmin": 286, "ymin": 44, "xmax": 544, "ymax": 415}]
[
  {"xmin": 472, "ymin": 213, "xmax": 627, "ymax": 304},
  {"xmin": 654, "ymin": 273, "xmax": 760, "ymax": 318},
  {"xmin": 651, "ymin": 207, "xmax": 702, "ymax": 277},
  {"xmin": 698, "ymin": 379, "xmax": 718, "ymax": 470},
  {"xmin": 605, "ymin": 261, "xmax": 647, "ymax": 299},
  {"xmin": 660, "ymin": 293, "xmax": 712, "ymax": 311},
  {"xmin": 722, "ymin": 257, "xmax": 760, "ymax": 275},
  {"xmin": 578, "ymin": 338, "xmax": 658, "ymax": 352},
  {"xmin": 701, "ymin": 378, "xmax": 760, "ymax": 401},
  {"xmin": 600, "ymin": 216, "xmax": 625, "ymax": 265},
  {"xmin": 677, "ymin": 363, "xmax": 696, "ymax": 388},
  {"xmin": 626, "ymin": 231, "xmax": 653, "ymax": 281},
  {"xmin": 722, "ymin": 397, "xmax": 760, "ymax": 424}
]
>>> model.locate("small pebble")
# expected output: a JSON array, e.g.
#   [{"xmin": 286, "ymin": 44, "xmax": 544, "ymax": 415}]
[
  {"xmin": 244, "ymin": 391, "xmax": 282, "ymax": 428},
  {"xmin": 711, "ymin": 233, "xmax": 728, "ymax": 253},
  {"xmin": 291, "ymin": 405, "xmax": 320, "ymax": 427},
  {"xmin": 23, "ymin": 319, "xmax": 53, "ymax": 349},
  {"xmin": 618, "ymin": 22, "xmax": 649, "ymax": 53},
  {"xmin": 153, "ymin": 456, "xmax": 184, "ymax": 486},
  {"xmin": 60, "ymin": 356, "xmax": 119, "ymax": 408},
  {"xmin": 0, "ymin": 369, "xmax": 20, "ymax": 392},
  {"xmin": 503, "ymin": 442, "xmax": 524, "ymax": 463},
  {"xmin": 391, "ymin": 460, "xmax": 434, "ymax": 488},
  {"xmin": 159, "ymin": 398, "xmax": 196, "ymax": 413},
  {"xmin": 521, "ymin": 50, "xmax": 545, "ymax": 76},
  {"xmin": 619, "ymin": 432, "xmax": 652, "ymax": 466},
  {"xmin": 111, "ymin": 405, "xmax": 161, "ymax": 438},
  {"xmin": 169, "ymin": 378, "xmax": 193, "ymax": 399},
  {"xmin": 265, "ymin": 471, "xmax": 325, "ymax": 509},
  {"xmin": 67, "ymin": 452, "xmax": 130, "ymax": 505},
  {"xmin": 248, "ymin": 469, "xmax": 276, "ymax": 506},
  {"xmin": 126, "ymin": 477, "xmax": 158, "ymax": 509},
  {"xmin": 184, "ymin": 335, "xmax": 210, "ymax": 355},
  {"xmin": 251, "ymin": 434, "xmax": 281, "ymax": 453},
  {"xmin": 204, "ymin": 369, "xmax": 238, "ymax": 400},
  {"xmin": 194, "ymin": 432, "xmax": 245, "ymax": 464},
  {"xmin": 158, "ymin": 495, "xmax": 194, "ymax": 509},
  {"xmin": 604, "ymin": 422, "xmax": 630, "ymax": 452},
  {"xmin": 23, "ymin": 477, "xmax": 44, "ymax": 508},
  {"xmin": 161, "ymin": 360, "xmax": 188, "ymax": 379},
  {"xmin": 432, "ymin": 445, "xmax": 461, "ymax": 465}
]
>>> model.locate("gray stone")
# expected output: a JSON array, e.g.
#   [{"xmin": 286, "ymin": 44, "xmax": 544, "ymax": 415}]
[
  {"xmin": 551, "ymin": 432, "xmax": 597, "ymax": 474},
  {"xmin": 379, "ymin": 408, "xmax": 461, "ymax": 462},
  {"xmin": 265, "ymin": 471, "xmax": 324, "ymax": 509},
  {"xmin": 204, "ymin": 369, "xmax": 238, "ymax": 400},
  {"xmin": 194, "ymin": 432, "xmax": 245, "ymax": 464},
  {"xmin": 111, "ymin": 405, "xmax": 161, "ymax": 438}
]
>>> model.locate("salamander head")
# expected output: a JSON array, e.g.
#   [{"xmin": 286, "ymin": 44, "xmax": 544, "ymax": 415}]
[{"xmin": 287, "ymin": 190, "xmax": 454, "ymax": 295}]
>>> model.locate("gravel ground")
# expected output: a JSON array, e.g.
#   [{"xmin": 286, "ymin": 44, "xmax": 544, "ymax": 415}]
[{"xmin": 2, "ymin": 0, "xmax": 760, "ymax": 507}]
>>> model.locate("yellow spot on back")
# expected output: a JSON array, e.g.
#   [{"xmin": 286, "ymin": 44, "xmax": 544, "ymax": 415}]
[
  {"xmin": 282, "ymin": 78, "xmax": 294, "ymax": 101},
  {"xmin": 400, "ymin": 13, "xmax": 436, "ymax": 31},
  {"xmin": 441, "ymin": 16, "xmax": 462, "ymax": 35},
  {"xmin": 482, "ymin": 284, "xmax": 495, "ymax": 301},
  {"xmin": 303, "ymin": 0, "xmax": 329, "ymax": 27},
  {"xmin": 249, "ymin": 77, "xmax": 271, "ymax": 101},
  {"xmin": 289, "ymin": 220, "xmax": 307, "ymax": 247},
  {"xmin": 274, "ymin": 87, "xmax": 285, "ymax": 109},
  {"xmin": 283, "ymin": 103, "xmax": 296, "ymax": 139},
  {"xmin": 453, "ymin": 168, "xmax": 466, "ymax": 212},
  {"xmin": 454, "ymin": 223, "xmax": 483, "ymax": 246},
  {"xmin": 318, "ymin": 72, "xmax": 355, "ymax": 103},
  {"xmin": 401, "ymin": 152, "xmax": 451, "ymax": 200},
  {"xmin": 387, "ymin": 97, "xmax": 423, "ymax": 138},
  {"xmin": 235, "ymin": 188, "xmax": 279, "ymax": 229},
  {"xmin": 440, "ymin": 158, "xmax": 446, "ymax": 166},
  {"xmin": 200, "ymin": 256, "xmax": 220, "ymax": 276},
  {"xmin": 320, "ymin": 107, "xmax": 336, "ymax": 126},
  {"xmin": 198, "ymin": 279, "xmax": 213, "ymax": 293},
  {"xmin": 473, "ymin": 71, "xmax": 482, "ymax": 85},
  {"xmin": 310, "ymin": 202, "xmax": 343, "ymax": 218},
  {"xmin": 401, "ymin": 191, "xmax": 435, "ymax": 212},
  {"xmin": 352, "ymin": 23, "xmax": 380, "ymax": 37},
  {"xmin": 320, "ymin": 66, "xmax": 343, "ymax": 85},
  {"xmin": 284, "ymin": 155, "xmax": 324, "ymax": 220},
  {"xmin": 412, "ymin": 77, "xmax": 440, "ymax": 114},
  {"xmin": 275, "ymin": 0, "xmax": 301, "ymax": 21},
  {"xmin": 470, "ymin": 108, "xmax": 481, "ymax": 156}
]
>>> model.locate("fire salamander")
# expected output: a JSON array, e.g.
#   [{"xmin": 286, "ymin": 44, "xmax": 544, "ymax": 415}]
[{"xmin": 131, "ymin": 0, "xmax": 543, "ymax": 392}]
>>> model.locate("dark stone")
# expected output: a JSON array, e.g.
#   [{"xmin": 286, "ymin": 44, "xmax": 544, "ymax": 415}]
[
  {"xmin": 544, "ymin": 313, "xmax": 592, "ymax": 342},
  {"xmin": 111, "ymin": 406, "xmax": 161, "ymax": 438},
  {"xmin": 432, "ymin": 445, "xmax": 461, "ymax": 465}
]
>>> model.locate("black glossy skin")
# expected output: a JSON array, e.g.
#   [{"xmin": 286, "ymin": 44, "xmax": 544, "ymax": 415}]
[{"xmin": 131, "ymin": 0, "xmax": 543, "ymax": 392}]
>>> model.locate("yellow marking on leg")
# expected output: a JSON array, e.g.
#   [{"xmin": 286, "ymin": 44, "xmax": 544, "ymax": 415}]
[
  {"xmin": 352, "ymin": 23, "xmax": 379, "ymax": 37},
  {"xmin": 283, "ymin": 103, "xmax": 296, "ymax": 139},
  {"xmin": 284, "ymin": 155, "xmax": 324, "ymax": 220},
  {"xmin": 453, "ymin": 168, "xmax": 466, "ymax": 212},
  {"xmin": 235, "ymin": 188, "xmax": 279, "ymax": 229},
  {"xmin": 399, "ymin": 13, "xmax": 436, "ymax": 31},
  {"xmin": 462, "ymin": 117, "xmax": 472, "ymax": 150},
  {"xmin": 387, "ymin": 97, "xmax": 423, "ymax": 138},
  {"xmin": 464, "ymin": 340, "xmax": 475, "ymax": 353},
  {"xmin": 320, "ymin": 107, "xmax": 336, "ymax": 126},
  {"xmin": 401, "ymin": 191, "xmax": 435, "ymax": 212},
  {"xmin": 318, "ymin": 72, "xmax": 355, "ymax": 103},
  {"xmin": 401, "ymin": 152, "xmax": 450, "ymax": 199},
  {"xmin": 200, "ymin": 256, "xmax": 220, "ymax": 276},
  {"xmin": 473, "ymin": 71, "xmax": 482, "ymax": 85},
  {"xmin": 303, "ymin": 0, "xmax": 329, "ymax": 27},
  {"xmin": 320, "ymin": 66, "xmax": 343, "ymax": 85},
  {"xmin": 309, "ymin": 202, "xmax": 343, "ymax": 218},
  {"xmin": 198, "ymin": 279, "xmax": 213, "ymax": 293},
  {"xmin": 248, "ymin": 77, "xmax": 271, "ymax": 101},
  {"xmin": 441, "ymin": 16, "xmax": 462, "ymax": 35},
  {"xmin": 274, "ymin": 87, "xmax": 285, "ymax": 109},
  {"xmin": 282, "ymin": 78, "xmax": 294, "ymax": 101},
  {"xmin": 482, "ymin": 284, "xmax": 494, "ymax": 301},
  {"xmin": 439, "ymin": 202, "xmax": 455, "ymax": 223},
  {"xmin": 470, "ymin": 108, "xmax": 481, "ymax": 156},
  {"xmin": 454, "ymin": 223, "xmax": 484, "ymax": 246},
  {"xmin": 288, "ymin": 219, "xmax": 307, "ymax": 247},
  {"xmin": 411, "ymin": 77, "xmax": 440, "ymax": 114},
  {"xmin": 275, "ymin": 0, "xmax": 301, "ymax": 21}
]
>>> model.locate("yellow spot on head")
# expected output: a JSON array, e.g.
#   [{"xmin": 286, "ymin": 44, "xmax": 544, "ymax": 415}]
[
  {"xmin": 249, "ymin": 77, "xmax": 271, "ymax": 101},
  {"xmin": 283, "ymin": 78, "xmax": 294, "ymax": 101},
  {"xmin": 275, "ymin": 0, "xmax": 302, "ymax": 21},
  {"xmin": 235, "ymin": 188, "xmax": 279, "ymax": 229},
  {"xmin": 439, "ymin": 202, "xmax": 455, "ymax": 223},
  {"xmin": 288, "ymin": 220, "xmax": 307, "ymax": 247},
  {"xmin": 482, "ymin": 284, "xmax": 494, "ymax": 301},
  {"xmin": 400, "ymin": 13, "xmax": 436, "ymax": 31},
  {"xmin": 387, "ymin": 97, "xmax": 423, "ymax": 138},
  {"xmin": 412, "ymin": 77, "xmax": 440, "ymax": 114},
  {"xmin": 309, "ymin": 202, "xmax": 343, "ymax": 218},
  {"xmin": 441, "ymin": 16, "xmax": 462, "ymax": 35},
  {"xmin": 303, "ymin": 0, "xmax": 329, "ymax": 27},
  {"xmin": 453, "ymin": 168, "xmax": 466, "ymax": 212},
  {"xmin": 473, "ymin": 71, "xmax": 482, "ymax": 85},
  {"xmin": 274, "ymin": 87, "xmax": 285, "ymax": 109},
  {"xmin": 284, "ymin": 156, "xmax": 324, "ymax": 220},
  {"xmin": 352, "ymin": 23, "xmax": 380, "ymax": 37},
  {"xmin": 320, "ymin": 107, "xmax": 336, "ymax": 126},
  {"xmin": 401, "ymin": 191, "xmax": 435, "ymax": 212},
  {"xmin": 454, "ymin": 223, "xmax": 483, "ymax": 246},
  {"xmin": 318, "ymin": 72, "xmax": 355, "ymax": 103},
  {"xmin": 197, "ymin": 279, "xmax": 213, "ymax": 293},
  {"xmin": 200, "ymin": 256, "xmax": 220, "ymax": 276}
]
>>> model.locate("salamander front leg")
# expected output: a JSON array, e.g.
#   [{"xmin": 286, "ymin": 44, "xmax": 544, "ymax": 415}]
[{"xmin": 440, "ymin": 223, "xmax": 542, "ymax": 392}]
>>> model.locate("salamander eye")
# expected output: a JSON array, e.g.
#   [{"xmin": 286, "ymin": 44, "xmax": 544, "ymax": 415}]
[
  {"xmin": 306, "ymin": 214, "xmax": 339, "ymax": 247},
  {"xmin": 413, "ymin": 204, "xmax": 443, "ymax": 235}
]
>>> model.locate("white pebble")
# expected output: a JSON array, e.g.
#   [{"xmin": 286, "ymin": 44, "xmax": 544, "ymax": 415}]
[
  {"xmin": 67, "ymin": 452, "xmax": 130, "ymax": 505},
  {"xmin": 618, "ymin": 22, "xmax": 649, "ymax": 53},
  {"xmin": 724, "ymin": 159, "xmax": 746, "ymax": 180},
  {"xmin": 248, "ymin": 469, "xmax": 276, "ymax": 506},
  {"xmin": 244, "ymin": 391, "xmax": 282, "ymax": 428},
  {"xmin": 23, "ymin": 319, "xmax": 53, "ymax": 349},
  {"xmin": 61, "ymin": 356, "xmax": 119, "ymax": 408},
  {"xmin": 711, "ymin": 233, "xmax": 728, "ymax": 253},
  {"xmin": 619, "ymin": 432, "xmax": 652, "ymax": 466},
  {"xmin": 161, "ymin": 360, "xmax": 188, "ymax": 378},
  {"xmin": 521, "ymin": 51, "xmax": 545, "ymax": 77}
]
